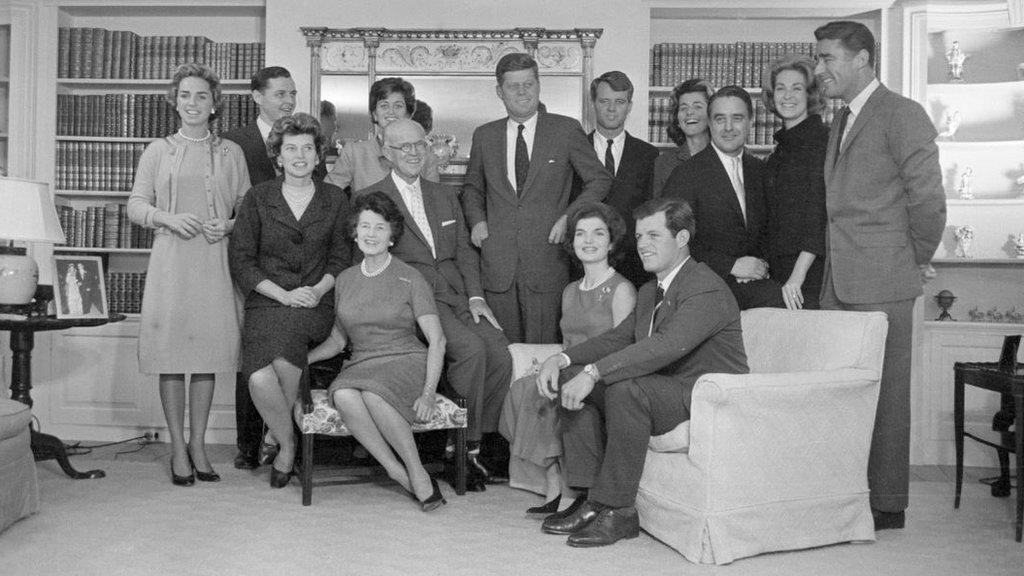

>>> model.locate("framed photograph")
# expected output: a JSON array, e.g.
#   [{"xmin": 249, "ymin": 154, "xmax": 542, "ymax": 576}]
[{"xmin": 52, "ymin": 255, "xmax": 108, "ymax": 319}]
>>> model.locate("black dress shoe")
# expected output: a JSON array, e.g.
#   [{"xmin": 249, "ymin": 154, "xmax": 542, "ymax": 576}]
[
  {"xmin": 419, "ymin": 478, "xmax": 447, "ymax": 512},
  {"xmin": 269, "ymin": 466, "xmax": 295, "ymax": 489},
  {"xmin": 171, "ymin": 457, "xmax": 195, "ymax": 487},
  {"xmin": 233, "ymin": 450, "xmax": 259, "ymax": 470},
  {"xmin": 527, "ymin": 494, "xmax": 561, "ymax": 517},
  {"xmin": 543, "ymin": 494, "xmax": 586, "ymax": 522},
  {"xmin": 542, "ymin": 500, "xmax": 601, "ymax": 535},
  {"xmin": 567, "ymin": 506, "xmax": 640, "ymax": 547},
  {"xmin": 473, "ymin": 453, "xmax": 509, "ymax": 484},
  {"xmin": 872, "ymin": 509, "xmax": 905, "ymax": 531},
  {"xmin": 188, "ymin": 452, "xmax": 221, "ymax": 483}
]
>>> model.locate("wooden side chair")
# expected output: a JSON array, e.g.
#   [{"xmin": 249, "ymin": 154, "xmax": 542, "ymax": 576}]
[{"xmin": 292, "ymin": 358, "xmax": 467, "ymax": 506}]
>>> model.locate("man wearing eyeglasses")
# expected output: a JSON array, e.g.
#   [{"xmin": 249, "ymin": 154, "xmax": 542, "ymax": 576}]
[{"xmin": 354, "ymin": 118, "xmax": 513, "ymax": 491}]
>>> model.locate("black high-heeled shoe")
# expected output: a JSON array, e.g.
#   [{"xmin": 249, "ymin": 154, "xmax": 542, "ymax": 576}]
[
  {"xmin": 187, "ymin": 451, "xmax": 221, "ymax": 483},
  {"xmin": 527, "ymin": 494, "xmax": 561, "ymax": 517},
  {"xmin": 171, "ymin": 456, "xmax": 195, "ymax": 487},
  {"xmin": 269, "ymin": 466, "xmax": 294, "ymax": 489},
  {"xmin": 419, "ymin": 478, "xmax": 447, "ymax": 512}
]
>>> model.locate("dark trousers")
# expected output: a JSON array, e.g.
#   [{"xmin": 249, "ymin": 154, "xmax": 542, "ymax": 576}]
[
  {"xmin": 235, "ymin": 371, "xmax": 264, "ymax": 454},
  {"xmin": 560, "ymin": 373, "xmax": 690, "ymax": 508},
  {"xmin": 728, "ymin": 276, "xmax": 785, "ymax": 310},
  {"xmin": 485, "ymin": 276, "xmax": 561, "ymax": 345},
  {"xmin": 821, "ymin": 268, "xmax": 914, "ymax": 513},
  {"xmin": 436, "ymin": 301, "xmax": 512, "ymax": 441}
]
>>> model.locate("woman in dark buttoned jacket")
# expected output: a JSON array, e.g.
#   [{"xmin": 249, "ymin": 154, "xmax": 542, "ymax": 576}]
[
  {"xmin": 762, "ymin": 54, "xmax": 829, "ymax": 310},
  {"xmin": 229, "ymin": 113, "xmax": 351, "ymax": 488}
]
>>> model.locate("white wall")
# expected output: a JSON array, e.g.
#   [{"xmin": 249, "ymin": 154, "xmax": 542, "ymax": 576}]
[{"xmin": 264, "ymin": 0, "xmax": 651, "ymax": 138}]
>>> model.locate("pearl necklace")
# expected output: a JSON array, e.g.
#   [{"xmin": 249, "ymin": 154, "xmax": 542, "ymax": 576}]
[
  {"xmin": 361, "ymin": 253, "xmax": 392, "ymax": 278},
  {"xmin": 177, "ymin": 129, "xmax": 211, "ymax": 143},
  {"xmin": 579, "ymin": 266, "xmax": 616, "ymax": 291}
]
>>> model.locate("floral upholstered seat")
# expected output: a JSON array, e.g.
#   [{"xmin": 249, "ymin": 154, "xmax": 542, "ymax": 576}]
[{"xmin": 294, "ymin": 389, "xmax": 467, "ymax": 435}]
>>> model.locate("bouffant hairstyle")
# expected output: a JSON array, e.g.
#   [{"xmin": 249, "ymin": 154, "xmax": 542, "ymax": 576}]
[
  {"xmin": 562, "ymin": 202, "xmax": 629, "ymax": 266},
  {"xmin": 666, "ymin": 78, "xmax": 715, "ymax": 146},
  {"xmin": 166, "ymin": 63, "xmax": 223, "ymax": 121},
  {"xmin": 762, "ymin": 54, "xmax": 828, "ymax": 118},
  {"xmin": 350, "ymin": 191, "xmax": 405, "ymax": 246},
  {"xmin": 265, "ymin": 113, "xmax": 326, "ymax": 162},
  {"xmin": 369, "ymin": 77, "xmax": 417, "ymax": 123}
]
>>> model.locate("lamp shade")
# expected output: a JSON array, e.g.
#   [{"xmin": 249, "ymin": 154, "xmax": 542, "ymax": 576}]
[{"xmin": 0, "ymin": 177, "xmax": 67, "ymax": 244}]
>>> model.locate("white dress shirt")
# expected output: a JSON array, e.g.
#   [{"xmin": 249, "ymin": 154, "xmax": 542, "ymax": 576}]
[
  {"xmin": 840, "ymin": 78, "xmax": 880, "ymax": 152},
  {"xmin": 593, "ymin": 130, "xmax": 626, "ymax": 176},
  {"xmin": 391, "ymin": 172, "xmax": 435, "ymax": 258},
  {"xmin": 711, "ymin": 142, "xmax": 747, "ymax": 222},
  {"xmin": 505, "ymin": 113, "xmax": 538, "ymax": 191}
]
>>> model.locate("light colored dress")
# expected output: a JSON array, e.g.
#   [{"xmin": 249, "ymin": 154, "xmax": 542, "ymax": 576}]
[
  {"xmin": 129, "ymin": 134, "xmax": 248, "ymax": 374},
  {"xmin": 499, "ymin": 271, "xmax": 633, "ymax": 495},
  {"xmin": 327, "ymin": 257, "xmax": 438, "ymax": 423},
  {"xmin": 64, "ymin": 268, "xmax": 83, "ymax": 315}
]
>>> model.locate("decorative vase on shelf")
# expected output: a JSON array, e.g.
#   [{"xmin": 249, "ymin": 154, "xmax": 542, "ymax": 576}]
[
  {"xmin": 946, "ymin": 40, "xmax": 966, "ymax": 82},
  {"xmin": 954, "ymin": 225, "xmax": 975, "ymax": 258}
]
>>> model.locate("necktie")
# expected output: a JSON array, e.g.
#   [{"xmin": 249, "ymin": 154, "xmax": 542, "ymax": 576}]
[
  {"xmin": 648, "ymin": 285, "xmax": 665, "ymax": 337},
  {"xmin": 604, "ymin": 138, "xmax": 615, "ymax": 175},
  {"xmin": 405, "ymin": 184, "xmax": 435, "ymax": 258},
  {"xmin": 729, "ymin": 156, "xmax": 747, "ymax": 224},
  {"xmin": 833, "ymin": 106, "xmax": 851, "ymax": 167},
  {"xmin": 515, "ymin": 123, "xmax": 529, "ymax": 194}
]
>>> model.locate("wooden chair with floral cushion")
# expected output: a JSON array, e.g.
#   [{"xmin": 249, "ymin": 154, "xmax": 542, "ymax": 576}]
[{"xmin": 293, "ymin": 358, "xmax": 467, "ymax": 506}]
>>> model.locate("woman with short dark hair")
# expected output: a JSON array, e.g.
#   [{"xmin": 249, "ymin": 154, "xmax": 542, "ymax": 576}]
[
  {"xmin": 652, "ymin": 78, "xmax": 715, "ymax": 195},
  {"xmin": 229, "ymin": 112, "xmax": 351, "ymax": 488}
]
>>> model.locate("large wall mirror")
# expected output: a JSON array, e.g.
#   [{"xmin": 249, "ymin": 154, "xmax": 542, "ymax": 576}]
[{"xmin": 301, "ymin": 27, "xmax": 602, "ymax": 175}]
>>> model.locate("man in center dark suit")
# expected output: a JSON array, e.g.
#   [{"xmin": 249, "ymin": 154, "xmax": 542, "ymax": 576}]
[
  {"xmin": 534, "ymin": 197, "xmax": 748, "ymax": 547},
  {"xmin": 661, "ymin": 86, "xmax": 784, "ymax": 310},
  {"xmin": 572, "ymin": 71, "xmax": 660, "ymax": 288},
  {"xmin": 355, "ymin": 119, "xmax": 513, "ymax": 489},
  {"xmin": 462, "ymin": 52, "xmax": 612, "ymax": 345}
]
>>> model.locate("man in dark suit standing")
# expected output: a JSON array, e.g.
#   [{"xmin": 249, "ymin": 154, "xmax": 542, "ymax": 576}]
[
  {"xmin": 355, "ymin": 119, "xmax": 513, "ymax": 489},
  {"xmin": 535, "ymin": 198, "xmax": 748, "ymax": 547},
  {"xmin": 661, "ymin": 86, "xmax": 784, "ymax": 310},
  {"xmin": 573, "ymin": 71, "xmax": 659, "ymax": 288},
  {"xmin": 222, "ymin": 66, "xmax": 311, "ymax": 470},
  {"xmin": 462, "ymin": 53, "xmax": 612, "ymax": 345},
  {"xmin": 814, "ymin": 21, "xmax": 945, "ymax": 530}
]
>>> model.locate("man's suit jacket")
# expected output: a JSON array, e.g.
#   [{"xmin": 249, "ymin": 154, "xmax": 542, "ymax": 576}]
[
  {"xmin": 661, "ymin": 146, "xmax": 770, "ymax": 283},
  {"xmin": 564, "ymin": 258, "xmax": 747, "ymax": 409},
  {"xmin": 462, "ymin": 112, "xmax": 612, "ymax": 293},
  {"xmin": 222, "ymin": 122, "xmax": 327, "ymax": 187},
  {"xmin": 823, "ymin": 84, "xmax": 946, "ymax": 304},
  {"xmin": 355, "ymin": 176, "xmax": 482, "ymax": 312}
]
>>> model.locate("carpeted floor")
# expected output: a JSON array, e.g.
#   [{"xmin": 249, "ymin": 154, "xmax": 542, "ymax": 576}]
[{"xmin": 1, "ymin": 444, "xmax": 1023, "ymax": 576}]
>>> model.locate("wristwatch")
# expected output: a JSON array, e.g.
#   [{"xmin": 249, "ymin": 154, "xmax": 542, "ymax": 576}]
[{"xmin": 583, "ymin": 363, "xmax": 600, "ymax": 382}]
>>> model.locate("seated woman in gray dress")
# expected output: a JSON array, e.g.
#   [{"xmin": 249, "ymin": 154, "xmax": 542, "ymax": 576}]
[
  {"xmin": 308, "ymin": 191, "xmax": 447, "ymax": 512},
  {"xmin": 499, "ymin": 202, "xmax": 636, "ymax": 515},
  {"xmin": 229, "ymin": 113, "xmax": 351, "ymax": 489}
]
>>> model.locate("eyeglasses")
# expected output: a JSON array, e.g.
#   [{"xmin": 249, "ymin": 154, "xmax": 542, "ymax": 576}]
[{"xmin": 386, "ymin": 141, "xmax": 428, "ymax": 155}]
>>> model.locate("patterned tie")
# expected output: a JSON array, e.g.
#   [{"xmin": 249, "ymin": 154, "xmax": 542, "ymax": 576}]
[
  {"xmin": 604, "ymin": 138, "xmax": 615, "ymax": 175},
  {"xmin": 648, "ymin": 285, "xmax": 665, "ymax": 337},
  {"xmin": 729, "ymin": 156, "xmax": 747, "ymax": 225},
  {"xmin": 515, "ymin": 123, "xmax": 529, "ymax": 194},
  {"xmin": 833, "ymin": 106, "xmax": 851, "ymax": 168},
  {"xmin": 405, "ymin": 183, "xmax": 436, "ymax": 258}
]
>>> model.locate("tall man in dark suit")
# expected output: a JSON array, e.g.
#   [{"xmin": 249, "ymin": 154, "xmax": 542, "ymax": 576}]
[
  {"xmin": 661, "ymin": 86, "xmax": 784, "ymax": 310},
  {"xmin": 535, "ymin": 198, "xmax": 748, "ymax": 547},
  {"xmin": 814, "ymin": 21, "xmax": 945, "ymax": 530},
  {"xmin": 462, "ymin": 53, "xmax": 612, "ymax": 345},
  {"xmin": 573, "ymin": 71, "xmax": 660, "ymax": 288},
  {"xmin": 222, "ymin": 66, "xmax": 314, "ymax": 470},
  {"xmin": 355, "ymin": 119, "xmax": 513, "ymax": 489}
]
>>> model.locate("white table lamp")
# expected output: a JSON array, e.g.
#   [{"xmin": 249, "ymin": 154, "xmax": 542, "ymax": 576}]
[{"xmin": 0, "ymin": 178, "xmax": 67, "ymax": 304}]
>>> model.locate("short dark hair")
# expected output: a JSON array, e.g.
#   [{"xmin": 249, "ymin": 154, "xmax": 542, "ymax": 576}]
[
  {"xmin": 369, "ymin": 77, "xmax": 417, "ymax": 123},
  {"xmin": 350, "ymin": 191, "xmax": 405, "ymax": 246},
  {"xmin": 762, "ymin": 54, "xmax": 828, "ymax": 118},
  {"xmin": 562, "ymin": 202, "xmax": 628, "ymax": 266},
  {"xmin": 666, "ymin": 78, "xmax": 714, "ymax": 146},
  {"xmin": 320, "ymin": 99, "xmax": 336, "ymax": 119},
  {"xmin": 411, "ymin": 99, "xmax": 433, "ymax": 133},
  {"xmin": 266, "ymin": 112, "xmax": 326, "ymax": 162},
  {"xmin": 634, "ymin": 198, "xmax": 695, "ymax": 239},
  {"xmin": 590, "ymin": 70, "xmax": 634, "ymax": 102},
  {"xmin": 167, "ymin": 63, "xmax": 223, "ymax": 122},
  {"xmin": 495, "ymin": 52, "xmax": 538, "ymax": 85},
  {"xmin": 709, "ymin": 85, "xmax": 753, "ymax": 118},
  {"xmin": 814, "ymin": 20, "xmax": 875, "ymax": 68},
  {"xmin": 251, "ymin": 66, "xmax": 291, "ymax": 93}
]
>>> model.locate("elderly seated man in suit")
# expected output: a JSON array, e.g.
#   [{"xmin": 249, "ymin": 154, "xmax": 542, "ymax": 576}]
[
  {"xmin": 661, "ymin": 85, "xmax": 784, "ymax": 310},
  {"xmin": 534, "ymin": 197, "xmax": 748, "ymax": 547},
  {"xmin": 354, "ymin": 118, "xmax": 513, "ymax": 490}
]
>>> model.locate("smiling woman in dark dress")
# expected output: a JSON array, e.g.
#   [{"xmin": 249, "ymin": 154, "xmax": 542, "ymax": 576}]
[{"xmin": 762, "ymin": 54, "xmax": 829, "ymax": 310}]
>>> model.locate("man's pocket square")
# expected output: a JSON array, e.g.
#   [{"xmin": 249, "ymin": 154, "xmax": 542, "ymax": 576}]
[{"xmin": 441, "ymin": 220, "xmax": 456, "ymax": 227}]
